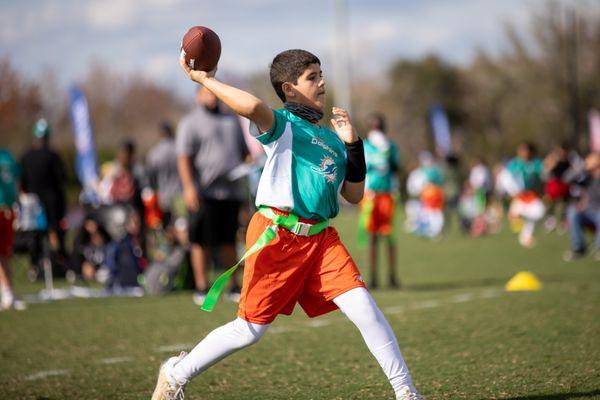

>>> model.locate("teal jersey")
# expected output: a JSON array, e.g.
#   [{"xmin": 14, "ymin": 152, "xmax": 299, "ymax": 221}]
[
  {"xmin": 506, "ymin": 157, "xmax": 543, "ymax": 191},
  {"xmin": 250, "ymin": 109, "xmax": 347, "ymax": 221},
  {"xmin": 420, "ymin": 165, "xmax": 444, "ymax": 186},
  {"xmin": 0, "ymin": 149, "xmax": 19, "ymax": 207},
  {"xmin": 364, "ymin": 138, "xmax": 399, "ymax": 192}
]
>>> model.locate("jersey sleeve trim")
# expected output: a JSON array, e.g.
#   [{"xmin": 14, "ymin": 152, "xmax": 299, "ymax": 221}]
[{"xmin": 249, "ymin": 109, "xmax": 287, "ymax": 145}]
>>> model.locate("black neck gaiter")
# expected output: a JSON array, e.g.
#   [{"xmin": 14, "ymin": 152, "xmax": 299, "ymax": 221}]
[{"xmin": 284, "ymin": 102, "xmax": 324, "ymax": 124}]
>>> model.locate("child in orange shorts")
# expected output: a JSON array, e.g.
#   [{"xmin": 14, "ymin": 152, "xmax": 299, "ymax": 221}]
[
  {"xmin": 359, "ymin": 113, "xmax": 401, "ymax": 289},
  {"xmin": 152, "ymin": 49, "xmax": 422, "ymax": 400}
]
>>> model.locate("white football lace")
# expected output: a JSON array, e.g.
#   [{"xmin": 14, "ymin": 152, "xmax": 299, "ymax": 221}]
[
  {"xmin": 164, "ymin": 384, "xmax": 185, "ymax": 400},
  {"xmin": 166, "ymin": 352, "xmax": 188, "ymax": 400}
]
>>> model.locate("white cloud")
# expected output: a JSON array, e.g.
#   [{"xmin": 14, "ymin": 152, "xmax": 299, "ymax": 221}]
[
  {"xmin": 363, "ymin": 20, "xmax": 397, "ymax": 42},
  {"xmin": 84, "ymin": 0, "xmax": 182, "ymax": 30},
  {"xmin": 345, "ymin": 0, "xmax": 546, "ymax": 71},
  {"xmin": 147, "ymin": 0, "xmax": 182, "ymax": 6},
  {"xmin": 86, "ymin": 0, "xmax": 137, "ymax": 30},
  {"xmin": 145, "ymin": 53, "xmax": 177, "ymax": 80}
]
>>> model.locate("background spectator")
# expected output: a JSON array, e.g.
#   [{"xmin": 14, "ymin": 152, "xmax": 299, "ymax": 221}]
[
  {"xmin": 69, "ymin": 213, "xmax": 110, "ymax": 283},
  {"xmin": 105, "ymin": 209, "xmax": 146, "ymax": 292},
  {"xmin": 564, "ymin": 153, "xmax": 600, "ymax": 261},
  {"xmin": 543, "ymin": 143, "xmax": 573, "ymax": 232},
  {"xmin": 146, "ymin": 121, "xmax": 182, "ymax": 227},
  {"xmin": 176, "ymin": 85, "xmax": 249, "ymax": 305},
  {"xmin": 20, "ymin": 118, "xmax": 68, "ymax": 275}
]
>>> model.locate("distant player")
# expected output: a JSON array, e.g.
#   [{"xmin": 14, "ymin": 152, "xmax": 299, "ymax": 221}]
[
  {"xmin": 0, "ymin": 148, "xmax": 20, "ymax": 310},
  {"xmin": 152, "ymin": 49, "xmax": 423, "ymax": 399},
  {"xmin": 358, "ymin": 113, "xmax": 401, "ymax": 289},
  {"xmin": 504, "ymin": 142, "xmax": 545, "ymax": 247}
]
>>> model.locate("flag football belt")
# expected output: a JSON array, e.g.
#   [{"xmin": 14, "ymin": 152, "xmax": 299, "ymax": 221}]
[{"xmin": 201, "ymin": 206, "xmax": 329, "ymax": 312}]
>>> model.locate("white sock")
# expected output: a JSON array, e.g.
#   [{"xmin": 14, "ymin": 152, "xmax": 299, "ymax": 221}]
[
  {"xmin": 1, "ymin": 287, "xmax": 14, "ymax": 309},
  {"xmin": 333, "ymin": 287, "xmax": 416, "ymax": 395},
  {"xmin": 169, "ymin": 317, "xmax": 269, "ymax": 385},
  {"xmin": 519, "ymin": 220, "xmax": 535, "ymax": 245}
]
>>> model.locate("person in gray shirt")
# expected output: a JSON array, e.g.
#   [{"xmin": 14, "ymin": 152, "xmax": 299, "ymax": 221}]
[
  {"xmin": 564, "ymin": 152, "xmax": 600, "ymax": 261},
  {"xmin": 147, "ymin": 121, "xmax": 182, "ymax": 225},
  {"xmin": 177, "ymin": 85, "xmax": 248, "ymax": 305}
]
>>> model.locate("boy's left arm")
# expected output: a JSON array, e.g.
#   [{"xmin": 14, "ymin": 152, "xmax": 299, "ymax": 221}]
[{"xmin": 331, "ymin": 108, "xmax": 365, "ymax": 204}]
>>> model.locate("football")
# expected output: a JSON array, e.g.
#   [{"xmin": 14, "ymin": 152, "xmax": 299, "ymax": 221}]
[{"xmin": 180, "ymin": 26, "xmax": 221, "ymax": 71}]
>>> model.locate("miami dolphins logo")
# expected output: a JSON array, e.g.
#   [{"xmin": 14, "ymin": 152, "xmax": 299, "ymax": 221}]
[{"xmin": 311, "ymin": 156, "xmax": 338, "ymax": 183}]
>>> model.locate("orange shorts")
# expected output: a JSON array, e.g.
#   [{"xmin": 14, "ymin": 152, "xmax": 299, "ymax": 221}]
[
  {"xmin": 238, "ymin": 209, "xmax": 366, "ymax": 325},
  {"xmin": 361, "ymin": 191, "xmax": 395, "ymax": 235}
]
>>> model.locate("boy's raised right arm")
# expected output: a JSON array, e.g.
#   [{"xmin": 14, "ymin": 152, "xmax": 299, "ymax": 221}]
[{"xmin": 179, "ymin": 57, "xmax": 274, "ymax": 133}]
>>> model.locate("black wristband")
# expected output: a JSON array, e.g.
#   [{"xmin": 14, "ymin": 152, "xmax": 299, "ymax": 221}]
[{"xmin": 345, "ymin": 138, "xmax": 366, "ymax": 183}]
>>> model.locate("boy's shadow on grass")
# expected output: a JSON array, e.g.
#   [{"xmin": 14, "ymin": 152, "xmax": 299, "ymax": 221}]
[
  {"xmin": 405, "ymin": 277, "xmax": 508, "ymax": 292},
  {"xmin": 487, "ymin": 389, "xmax": 600, "ymax": 400}
]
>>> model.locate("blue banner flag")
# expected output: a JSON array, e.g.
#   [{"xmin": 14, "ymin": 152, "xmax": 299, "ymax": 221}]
[
  {"xmin": 69, "ymin": 85, "xmax": 99, "ymax": 202},
  {"xmin": 429, "ymin": 104, "xmax": 452, "ymax": 157}
]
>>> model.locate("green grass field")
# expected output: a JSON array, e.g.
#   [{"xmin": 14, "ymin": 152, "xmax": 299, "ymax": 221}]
[{"xmin": 1, "ymin": 210, "xmax": 599, "ymax": 399}]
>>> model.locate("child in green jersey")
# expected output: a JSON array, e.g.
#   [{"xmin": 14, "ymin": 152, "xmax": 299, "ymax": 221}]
[
  {"xmin": 152, "ymin": 49, "xmax": 422, "ymax": 400},
  {"xmin": 359, "ymin": 113, "xmax": 401, "ymax": 289}
]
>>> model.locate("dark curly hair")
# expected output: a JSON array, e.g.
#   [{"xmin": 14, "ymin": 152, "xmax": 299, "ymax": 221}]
[{"xmin": 270, "ymin": 49, "xmax": 320, "ymax": 103}]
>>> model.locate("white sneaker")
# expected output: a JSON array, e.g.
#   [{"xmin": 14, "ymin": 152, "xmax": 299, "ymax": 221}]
[
  {"xmin": 192, "ymin": 291, "xmax": 207, "ymax": 306},
  {"xmin": 519, "ymin": 235, "xmax": 536, "ymax": 248},
  {"xmin": 151, "ymin": 352, "xmax": 187, "ymax": 400},
  {"xmin": 396, "ymin": 385, "xmax": 424, "ymax": 400},
  {"xmin": 13, "ymin": 300, "xmax": 27, "ymax": 311},
  {"xmin": 0, "ymin": 288, "xmax": 14, "ymax": 310}
]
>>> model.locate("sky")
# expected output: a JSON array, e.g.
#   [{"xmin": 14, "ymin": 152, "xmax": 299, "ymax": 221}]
[{"xmin": 0, "ymin": 0, "xmax": 564, "ymax": 97}]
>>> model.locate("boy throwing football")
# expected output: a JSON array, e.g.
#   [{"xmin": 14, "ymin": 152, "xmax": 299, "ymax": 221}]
[{"xmin": 152, "ymin": 49, "xmax": 422, "ymax": 400}]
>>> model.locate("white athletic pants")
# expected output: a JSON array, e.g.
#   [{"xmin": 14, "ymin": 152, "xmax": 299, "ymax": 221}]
[
  {"xmin": 170, "ymin": 287, "xmax": 414, "ymax": 395},
  {"xmin": 333, "ymin": 287, "xmax": 415, "ymax": 393}
]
